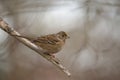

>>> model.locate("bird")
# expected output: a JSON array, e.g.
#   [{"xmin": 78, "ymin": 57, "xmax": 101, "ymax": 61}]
[{"xmin": 15, "ymin": 31, "xmax": 69, "ymax": 57}]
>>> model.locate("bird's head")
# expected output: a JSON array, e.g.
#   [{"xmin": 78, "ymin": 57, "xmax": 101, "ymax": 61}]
[{"xmin": 56, "ymin": 31, "xmax": 70, "ymax": 41}]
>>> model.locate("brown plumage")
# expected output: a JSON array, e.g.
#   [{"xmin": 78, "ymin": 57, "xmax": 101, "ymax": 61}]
[{"xmin": 16, "ymin": 31, "xmax": 69, "ymax": 56}]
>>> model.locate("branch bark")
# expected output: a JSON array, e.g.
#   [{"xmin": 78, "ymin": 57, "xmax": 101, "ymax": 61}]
[{"xmin": 0, "ymin": 17, "xmax": 71, "ymax": 77}]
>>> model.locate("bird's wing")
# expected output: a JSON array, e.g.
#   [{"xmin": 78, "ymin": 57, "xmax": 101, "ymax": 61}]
[{"xmin": 32, "ymin": 35, "xmax": 59, "ymax": 45}]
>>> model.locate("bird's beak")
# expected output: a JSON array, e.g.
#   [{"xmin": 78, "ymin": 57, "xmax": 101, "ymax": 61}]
[{"xmin": 67, "ymin": 36, "xmax": 70, "ymax": 39}]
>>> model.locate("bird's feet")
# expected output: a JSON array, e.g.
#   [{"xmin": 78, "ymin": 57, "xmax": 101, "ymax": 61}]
[{"xmin": 44, "ymin": 52, "xmax": 55, "ymax": 58}]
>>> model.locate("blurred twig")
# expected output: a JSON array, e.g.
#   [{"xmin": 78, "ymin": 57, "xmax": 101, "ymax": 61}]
[{"xmin": 0, "ymin": 17, "xmax": 71, "ymax": 77}]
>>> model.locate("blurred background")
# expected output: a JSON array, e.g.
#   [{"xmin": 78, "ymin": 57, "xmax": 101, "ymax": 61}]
[{"xmin": 0, "ymin": 0, "xmax": 120, "ymax": 80}]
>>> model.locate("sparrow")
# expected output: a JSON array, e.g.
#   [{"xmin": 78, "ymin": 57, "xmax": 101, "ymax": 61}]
[{"xmin": 15, "ymin": 31, "xmax": 69, "ymax": 56}]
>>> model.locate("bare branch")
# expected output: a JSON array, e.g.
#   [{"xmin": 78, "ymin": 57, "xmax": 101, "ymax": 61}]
[{"xmin": 0, "ymin": 17, "xmax": 71, "ymax": 77}]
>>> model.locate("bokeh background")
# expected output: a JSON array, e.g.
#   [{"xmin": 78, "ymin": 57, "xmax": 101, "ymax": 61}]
[{"xmin": 0, "ymin": 0, "xmax": 120, "ymax": 80}]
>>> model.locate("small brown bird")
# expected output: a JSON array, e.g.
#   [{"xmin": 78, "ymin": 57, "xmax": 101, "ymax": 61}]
[{"xmin": 16, "ymin": 31, "xmax": 69, "ymax": 56}]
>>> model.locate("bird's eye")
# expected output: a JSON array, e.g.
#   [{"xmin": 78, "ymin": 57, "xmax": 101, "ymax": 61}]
[{"xmin": 62, "ymin": 34, "xmax": 65, "ymax": 37}]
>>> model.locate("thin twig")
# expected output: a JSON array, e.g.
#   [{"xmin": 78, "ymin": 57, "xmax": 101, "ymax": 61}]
[{"xmin": 0, "ymin": 17, "xmax": 71, "ymax": 77}]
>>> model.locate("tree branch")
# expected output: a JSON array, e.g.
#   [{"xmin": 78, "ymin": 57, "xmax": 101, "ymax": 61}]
[{"xmin": 0, "ymin": 17, "xmax": 71, "ymax": 77}]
